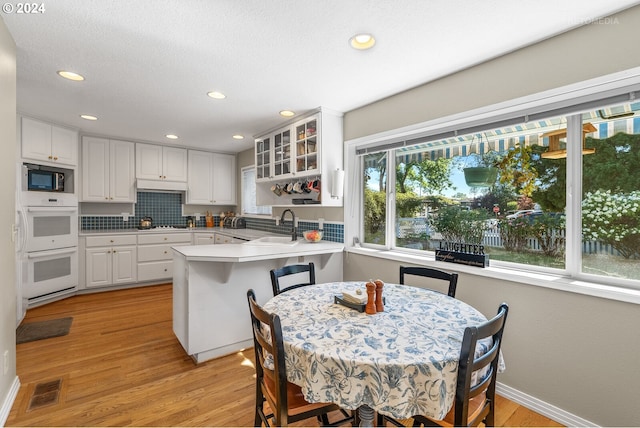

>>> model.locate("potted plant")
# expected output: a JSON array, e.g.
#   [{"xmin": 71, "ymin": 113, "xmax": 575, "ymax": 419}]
[{"xmin": 463, "ymin": 151, "xmax": 499, "ymax": 187}]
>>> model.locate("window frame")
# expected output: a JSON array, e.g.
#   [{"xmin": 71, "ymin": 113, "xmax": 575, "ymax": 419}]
[
  {"xmin": 240, "ymin": 165, "xmax": 272, "ymax": 217},
  {"xmin": 344, "ymin": 67, "xmax": 640, "ymax": 301}
]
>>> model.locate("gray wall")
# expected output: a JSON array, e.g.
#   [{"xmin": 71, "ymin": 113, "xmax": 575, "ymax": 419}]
[
  {"xmin": 342, "ymin": 6, "xmax": 640, "ymax": 427},
  {"xmin": 0, "ymin": 15, "xmax": 17, "ymax": 423},
  {"xmin": 344, "ymin": 6, "xmax": 640, "ymax": 141}
]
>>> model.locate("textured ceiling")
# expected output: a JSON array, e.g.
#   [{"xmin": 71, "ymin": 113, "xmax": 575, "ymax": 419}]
[{"xmin": 4, "ymin": 0, "xmax": 639, "ymax": 153}]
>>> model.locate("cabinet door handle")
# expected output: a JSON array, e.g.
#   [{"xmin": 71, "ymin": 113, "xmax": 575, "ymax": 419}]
[
  {"xmin": 48, "ymin": 155, "xmax": 53, "ymax": 159},
  {"xmin": 53, "ymin": 156, "xmax": 58, "ymax": 160},
  {"xmin": 164, "ymin": 250, "xmax": 167, "ymax": 254},
  {"xmin": 110, "ymin": 240, "xmax": 114, "ymax": 243}
]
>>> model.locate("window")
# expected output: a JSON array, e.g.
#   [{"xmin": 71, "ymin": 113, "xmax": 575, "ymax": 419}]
[
  {"xmin": 353, "ymin": 97, "xmax": 640, "ymax": 288},
  {"xmin": 581, "ymin": 104, "xmax": 640, "ymax": 282},
  {"xmin": 241, "ymin": 166, "xmax": 271, "ymax": 216}
]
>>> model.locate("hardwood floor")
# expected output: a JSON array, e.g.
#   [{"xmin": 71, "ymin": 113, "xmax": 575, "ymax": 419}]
[{"xmin": 8, "ymin": 284, "xmax": 563, "ymax": 427}]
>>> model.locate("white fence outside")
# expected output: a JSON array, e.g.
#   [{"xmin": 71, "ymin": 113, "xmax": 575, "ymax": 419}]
[{"xmin": 397, "ymin": 218, "xmax": 624, "ymax": 256}]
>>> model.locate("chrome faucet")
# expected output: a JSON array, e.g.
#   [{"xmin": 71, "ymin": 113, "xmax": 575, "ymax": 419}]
[{"xmin": 280, "ymin": 209, "xmax": 298, "ymax": 241}]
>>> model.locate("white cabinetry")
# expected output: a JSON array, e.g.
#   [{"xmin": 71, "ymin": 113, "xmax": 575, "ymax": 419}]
[
  {"xmin": 81, "ymin": 137, "xmax": 135, "ymax": 203},
  {"xmin": 21, "ymin": 117, "xmax": 78, "ymax": 166},
  {"xmin": 187, "ymin": 150, "xmax": 236, "ymax": 205},
  {"xmin": 193, "ymin": 232, "xmax": 216, "ymax": 245},
  {"xmin": 137, "ymin": 233, "xmax": 192, "ymax": 282},
  {"xmin": 85, "ymin": 235, "xmax": 137, "ymax": 288},
  {"xmin": 136, "ymin": 143, "xmax": 187, "ymax": 182},
  {"xmin": 255, "ymin": 108, "xmax": 343, "ymax": 207},
  {"xmin": 215, "ymin": 233, "xmax": 248, "ymax": 244}
]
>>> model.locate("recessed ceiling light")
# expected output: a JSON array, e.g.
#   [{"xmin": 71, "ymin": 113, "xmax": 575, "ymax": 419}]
[
  {"xmin": 349, "ymin": 33, "xmax": 375, "ymax": 50},
  {"xmin": 57, "ymin": 70, "xmax": 85, "ymax": 81},
  {"xmin": 232, "ymin": 134, "xmax": 244, "ymax": 140},
  {"xmin": 80, "ymin": 114, "xmax": 97, "ymax": 121},
  {"xmin": 207, "ymin": 91, "xmax": 226, "ymax": 99},
  {"xmin": 166, "ymin": 134, "xmax": 179, "ymax": 140},
  {"xmin": 279, "ymin": 110, "xmax": 295, "ymax": 117}
]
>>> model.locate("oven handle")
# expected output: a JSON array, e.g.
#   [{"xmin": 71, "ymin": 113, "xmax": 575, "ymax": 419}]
[
  {"xmin": 27, "ymin": 207, "xmax": 78, "ymax": 213},
  {"xmin": 27, "ymin": 247, "xmax": 77, "ymax": 259}
]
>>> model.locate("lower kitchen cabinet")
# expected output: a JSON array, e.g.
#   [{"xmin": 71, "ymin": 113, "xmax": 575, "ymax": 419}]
[
  {"xmin": 215, "ymin": 233, "xmax": 249, "ymax": 244},
  {"xmin": 194, "ymin": 231, "xmax": 248, "ymax": 245},
  {"xmin": 85, "ymin": 235, "xmax": 137, "ymax": 288},
  {"xmin": 193, "ymin": 232, "xmax": 216, "ymax": 245},
  {"xmin": 137, "ymin": 233, "xmax": 192, "ymax": 282}
]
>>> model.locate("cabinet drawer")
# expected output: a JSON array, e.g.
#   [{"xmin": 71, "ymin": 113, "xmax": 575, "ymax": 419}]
[
  {"xmin": 138, "ymin": 261, "xmax": 173, "ymax": 282},
  {"xmin": 86, "ymin": 235, "xmax": 137, "ymax": 247},
  {"xmin": 137, "ymin": 233, "xmax": 192, "ymax": 245},
  {"xmin": 137, "ymin": 244, "xmax": 175, "ymax": 262}
]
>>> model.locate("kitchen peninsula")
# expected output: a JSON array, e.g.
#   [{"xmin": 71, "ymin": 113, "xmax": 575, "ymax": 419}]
[{"xmin": 172, "ymin": 239, "xmax": 344, "ymax": 363}]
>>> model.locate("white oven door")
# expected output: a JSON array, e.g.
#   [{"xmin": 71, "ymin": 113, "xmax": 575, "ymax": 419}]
[
  {"xmin": 25, "ymin": 206, "xmax": 78, "ymax": 252},
  {"xmin": 23, "ymin": 247, "xmax": 78, "ymax": 299}
]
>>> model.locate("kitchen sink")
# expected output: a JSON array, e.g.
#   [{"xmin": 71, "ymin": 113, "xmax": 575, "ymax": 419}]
[{"xmin": 244, "ymin": 236, "xmax": 300, "ymax": 246}]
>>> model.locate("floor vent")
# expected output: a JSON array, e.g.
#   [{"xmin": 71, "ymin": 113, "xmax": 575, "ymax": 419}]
[{"xmin": 28, "ymin": 379, "xmax": 61, "ymax": 411}]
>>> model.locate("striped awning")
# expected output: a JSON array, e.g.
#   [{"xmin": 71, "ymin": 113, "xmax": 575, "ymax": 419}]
[{"xmin": 365, "ymin": 103, "xmax": 640, "ymax": 167}]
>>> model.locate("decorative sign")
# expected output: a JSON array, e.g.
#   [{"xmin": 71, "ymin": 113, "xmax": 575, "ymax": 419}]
[{"xmin": 435, "ymin": 241, "xmax": 490, "ymax": 268}]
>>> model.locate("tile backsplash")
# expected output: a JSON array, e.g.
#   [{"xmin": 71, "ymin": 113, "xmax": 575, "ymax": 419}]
[{"xmin": 81, "ymin": 191, "xmax": 344, "ymax": 242}]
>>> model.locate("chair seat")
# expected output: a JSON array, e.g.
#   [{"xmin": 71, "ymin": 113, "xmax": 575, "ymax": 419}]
[
  {"xmin": 263, "ymin": 374, "xmax": 338, "ymax": 417},
  {"xmin": 415, "ymin": 391, "xmax": 487, "ymax": 427}
]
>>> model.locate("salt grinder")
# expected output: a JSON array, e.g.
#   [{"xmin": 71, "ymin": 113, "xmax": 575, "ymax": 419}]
[
  {"xmin": 365, "ymin": 281, "xmax": 377, "ymax": 315},
  {"xmin": 374, "ymin": 279, "xmax": 384, "ymax": 312}
]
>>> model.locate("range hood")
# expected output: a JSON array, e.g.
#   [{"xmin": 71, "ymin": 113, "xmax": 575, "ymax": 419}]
[{"xmin": 136, "ymin": 179, "xmax": 188, "ymax": 192}]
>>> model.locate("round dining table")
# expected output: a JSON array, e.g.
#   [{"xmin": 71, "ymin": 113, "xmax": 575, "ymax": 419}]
[{"xmin": 262, "ymin": 281, "xmax": 500, "ymax": 426}]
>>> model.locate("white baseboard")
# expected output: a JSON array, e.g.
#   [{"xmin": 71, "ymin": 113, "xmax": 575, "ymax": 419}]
[
  {"xmin": 0, "ymin": 376, "xmax": 20, "ymax": 427},
  {"xmin": 497, "ymin": 382, "xmax": 598, "ymax": 427}
]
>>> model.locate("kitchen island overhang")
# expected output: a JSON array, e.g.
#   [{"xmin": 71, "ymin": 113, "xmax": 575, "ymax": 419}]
[{"xmin": 171, "ymin": 239, "xmax": 344, "ymax": 363}]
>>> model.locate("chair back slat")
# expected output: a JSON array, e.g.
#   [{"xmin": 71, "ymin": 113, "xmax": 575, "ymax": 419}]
[
  {"xmin": 270, "ymin": 263, "xmax": 316, "ymax": 296},
  {"xmin": 399, "ymin": 265, "xmax": 458, "ymax": 298}
]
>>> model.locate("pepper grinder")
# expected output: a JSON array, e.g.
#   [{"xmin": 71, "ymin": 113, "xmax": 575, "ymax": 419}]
[
  {"xmin": 365, "ymin": 281, "xmax": 377, "ymax": 315},
  {"xmin": 374, "ymin": 279, "xmax": 384, "ymax": 312}
]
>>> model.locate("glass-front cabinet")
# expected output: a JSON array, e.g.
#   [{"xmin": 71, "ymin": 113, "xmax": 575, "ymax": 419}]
[
  {"xmin": 273, "ymin": 129, "xmax": 292, "ymax": 178},
  {"xmin": 295, "ymin": 117, "xmax": 318, "ymax": 174},
  {"xmin": 254, "ymin": 108, "xmax": 343, "ymax": 207},
  {"xmin": 255, "ymin": 136, "xmax": 271, "ymax": 181}
]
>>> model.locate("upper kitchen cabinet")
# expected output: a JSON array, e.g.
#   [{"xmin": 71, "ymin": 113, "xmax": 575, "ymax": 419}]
[
  {"xmin": 21, "ymin": 117, "xmax": 78, "ymax": 166},
  {"xmin": 136, "ymin": 143, "xmax": 188, "ymax": 190},
  {"xmin": 255, "ymin": 108, "xmax": 343, "ymax": 207},
  {"xmin": 255, "ymin": 128, "xmax": 292, "ymax": 182},
  {"xmin": 81, "ymin": 137, "xmax": 135, "ymax": 203},
  {"xmin": 186, "ymin": 150, "xmax": 236, "ymax": 205}
]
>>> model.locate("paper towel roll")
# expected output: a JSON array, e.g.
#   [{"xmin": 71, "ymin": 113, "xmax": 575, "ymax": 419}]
[{"xmin": 331, "ymin": 169, "xmax": 345, "ymax": 198}]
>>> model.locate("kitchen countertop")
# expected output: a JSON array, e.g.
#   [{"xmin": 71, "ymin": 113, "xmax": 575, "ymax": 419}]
[{"xmin": 172, "ymin": 239, "xmax": 344, "ymax": 263}]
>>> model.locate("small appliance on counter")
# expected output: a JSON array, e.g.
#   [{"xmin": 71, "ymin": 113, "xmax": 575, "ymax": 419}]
[
  {"xmin": 139, "ymin": 216, "xmax": 153, "ymax": 230},
  {"xmin": 223, "ymin": 216, "xmax": 246, "ymax": 229},
  {"xmin": 186, "ymin": 216, "xmax": 195, "ymax": 228}
]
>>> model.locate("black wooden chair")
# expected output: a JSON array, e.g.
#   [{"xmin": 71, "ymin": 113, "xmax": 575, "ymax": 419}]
[
  {"xmin": 379, "ymin": 303, "xmax": 509, "ymax": 427},
  {"xmin": 246, "ymin": 289, "xmax": 354, "ymax": 427},
  {"xmin": 399, "ymin": 266, "xmax": 458, "ymax": 298},
  {"xmin": 270, "ymin": 262, "xmax": 315, "ymax": 296}
]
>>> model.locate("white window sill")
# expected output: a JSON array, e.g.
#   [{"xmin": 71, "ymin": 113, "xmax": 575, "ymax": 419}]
[{"xmin": 346, "ymin": 246, "xmax": 640, "ymax": 305}]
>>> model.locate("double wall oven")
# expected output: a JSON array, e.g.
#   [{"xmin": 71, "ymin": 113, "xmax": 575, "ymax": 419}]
[{"xmin": 18, "ymin": 163, "xmax": 78, "ymax": 306}]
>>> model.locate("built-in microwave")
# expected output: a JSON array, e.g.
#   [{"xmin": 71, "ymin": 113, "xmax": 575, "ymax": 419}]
[{"xmin": 22, "ymin": 163, "xmax": 73, "ymax": 193}]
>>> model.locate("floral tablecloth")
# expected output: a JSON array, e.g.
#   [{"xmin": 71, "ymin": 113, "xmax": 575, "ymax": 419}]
[{"xmin": 262, "ymin": 282, "xmax": 500, "ymax": 420}]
